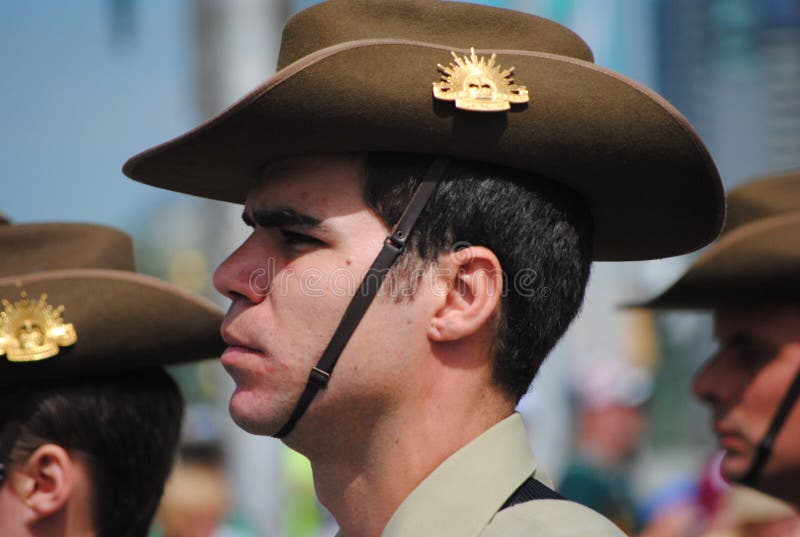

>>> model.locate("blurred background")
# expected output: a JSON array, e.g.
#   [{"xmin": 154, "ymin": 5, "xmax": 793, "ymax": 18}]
[{"xmin": 2, "ymin": 1, "xmax": 799, "ymax": 536}]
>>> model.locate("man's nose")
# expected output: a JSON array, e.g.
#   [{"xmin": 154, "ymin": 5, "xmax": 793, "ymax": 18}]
[
  {"xmin": 692, "ymin": 359, "xmax": 716, "ymax": 403},
  {"xmin": 213, "ymin": 238, "xmax": 274, "ymax": 304}
]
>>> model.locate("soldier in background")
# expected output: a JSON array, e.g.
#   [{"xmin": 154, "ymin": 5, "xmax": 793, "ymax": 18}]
[
  {"xmin": 0, "ymin": 220, "xmax": 224, "ymax": 537},
  {"xmin": 637, "ymin": 170, "xmax": 800, "ymax": 507},
  {"xmin": 560, "ymin": 360, "xmax": 652, "ymax": 534}
]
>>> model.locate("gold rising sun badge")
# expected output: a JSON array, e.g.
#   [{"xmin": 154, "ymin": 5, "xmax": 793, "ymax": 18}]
[
  {"xmin": 0, "ymin": 292, "xmax": 77, "ymax": 362},
  {"xmin": 433, "ymin": 48, "xmax": 529, "ymax": 112}
]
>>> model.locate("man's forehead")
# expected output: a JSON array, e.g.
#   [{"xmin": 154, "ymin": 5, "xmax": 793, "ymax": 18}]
[
  {"xmin": 243, "ymin": 153, "xmax": 376, "ymax": 228},
  {"xmin": 245, "ymin": 154, "xmax": 366, "ymax": 206},
  {"xmin": 715, "ymin": 307, "xmax": 800, "ymax": 342}
]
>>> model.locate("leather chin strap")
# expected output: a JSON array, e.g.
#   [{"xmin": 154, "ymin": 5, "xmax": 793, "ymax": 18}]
[
  {"xmin": 274, "ymin": 157, "xmax": 450, "ymax": 439},
  {"xmin": 739, "ymin": 365, "xmax": 800, "ymax": 487}
]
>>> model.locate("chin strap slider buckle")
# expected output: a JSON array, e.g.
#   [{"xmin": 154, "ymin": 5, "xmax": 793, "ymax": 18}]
[{"xmin": 309, "ymin": 366, "xmax": 331, "ymax": 389}]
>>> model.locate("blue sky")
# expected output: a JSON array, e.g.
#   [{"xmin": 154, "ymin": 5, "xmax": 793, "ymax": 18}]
[{"xmin": 1, "ymin": 1, "xmax": 197, "ymax": 231}]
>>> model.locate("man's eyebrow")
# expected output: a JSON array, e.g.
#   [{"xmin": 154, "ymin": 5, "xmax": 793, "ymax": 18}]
[
  {"xmin": 725, "ymin": 332, "xmax": 770, "ymax": 350},
  {"xmin": 241, "ymin": 207, "xmax": 324, "ymax": 230}
]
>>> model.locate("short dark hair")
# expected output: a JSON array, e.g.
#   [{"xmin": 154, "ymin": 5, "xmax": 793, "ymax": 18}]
[
  {"xmin": 363, "ymin": 153, "xmax": 594, "ymax": 402},
  {"xmin": 1, "ymin": 368, "xmax": 184, "ymax": 537}
]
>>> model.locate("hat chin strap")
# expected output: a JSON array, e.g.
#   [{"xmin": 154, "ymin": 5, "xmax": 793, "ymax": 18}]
[
  {"xmin": 273, "ymin": 158, "xmax": 450, "ymax": 439},
  {"xmin": 739, "ymin": 365, "xmax": 800, "ymax": 487}
]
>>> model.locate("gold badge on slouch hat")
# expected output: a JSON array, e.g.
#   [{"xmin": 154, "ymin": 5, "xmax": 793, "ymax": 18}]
[
  {"xmin": 0, "ymin": 291, "xmax": 77, "ymax": 362},
  {"xmin": 433, "ymin": 48, "xmax": 529, "ymax": 112}
]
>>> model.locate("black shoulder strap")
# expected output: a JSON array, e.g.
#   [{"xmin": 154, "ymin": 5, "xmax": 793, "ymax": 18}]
[{"xmin": 500, "ymin": 476, "xmax": 565, "ymax": 510}]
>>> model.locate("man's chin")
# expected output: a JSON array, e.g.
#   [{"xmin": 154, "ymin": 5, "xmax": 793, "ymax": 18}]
[
  {"xmin": 228, "ymin": 393, "xmax": 284, "ymax": 436},
  {"xmin": 719, "ymin": 451, "xmax": 752, "ymax": 484}
]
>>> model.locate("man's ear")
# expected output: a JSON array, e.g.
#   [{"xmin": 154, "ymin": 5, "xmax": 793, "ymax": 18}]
[
  {"xmin": 428, "ymin": 246, "xmax": 503, "ymax": 342},
  {"xmin": 12, "ymin": 443, "xmax": 73, "ymax": 517}
]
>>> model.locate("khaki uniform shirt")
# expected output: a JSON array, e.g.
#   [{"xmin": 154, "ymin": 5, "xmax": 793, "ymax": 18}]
[{"xmin": 335, "ymin": 413, "xmax": 625, "ymax": 537}]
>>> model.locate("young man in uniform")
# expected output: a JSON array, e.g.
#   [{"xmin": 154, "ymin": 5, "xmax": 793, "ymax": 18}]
[
  {"xmin": 122, "ymin": 1, "xmax": 725, "ymax": 534},
  {"xmin": 0, "ymin": 219, "xmax": 225, "ymax": 537},
  {"xmin": 636, "ymin": 170, "xmax": 800, "ymax": 507}
]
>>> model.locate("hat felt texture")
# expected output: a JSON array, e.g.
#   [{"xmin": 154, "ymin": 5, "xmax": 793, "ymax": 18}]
[
  {"xmin": 634, "ymin": 169, "xmax": 800, "ymax": 309},
  {"xmin": 724, "ymin": 169, "xmax": 800, "ymax": 232},
  {"xmin": 0, "ymin": 222, "xmax": 225, "ymax": 386},
  {"xmin": 123, "ymin": 0, "xmax": 724, "ymax": 262}
]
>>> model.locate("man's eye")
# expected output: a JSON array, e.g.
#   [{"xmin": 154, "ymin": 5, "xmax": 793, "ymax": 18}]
[
  {"xmin": 732, "ymin": 345, "xmax": 774, "ymax": 373},
  {"xmin": 280, "ymin": 229, "xmax": 323, "ymax": 247}
]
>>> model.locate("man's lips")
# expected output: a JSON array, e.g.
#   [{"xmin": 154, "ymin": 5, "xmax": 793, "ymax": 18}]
[
  {"xmin": 714, "ymin": 423, "xmax": 749, "ymax": 453},
  {"xmin": 221, "ymin": 328, "xmax": 263, "ymax": 352},
  {"xmin": 220, "ymin": 329, "xmax": 266, "ymax": 366},
  {"xmin": 221, "ymin": 343, "xmax": 264, "ymax": 360}
]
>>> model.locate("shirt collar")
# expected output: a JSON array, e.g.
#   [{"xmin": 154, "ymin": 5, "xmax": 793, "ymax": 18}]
[{"xmin": 378, "ymin": 412, "xmax": 542, "ymax": 537}]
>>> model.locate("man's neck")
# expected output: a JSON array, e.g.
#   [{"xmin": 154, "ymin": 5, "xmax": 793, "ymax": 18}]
[
  {"xmin": 29, "ymin": 507, "xmax": 95, "ymax": 537},
  {"xmin": 299, "ymin": 388, "xmax": 514, "ymax": 537}
]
